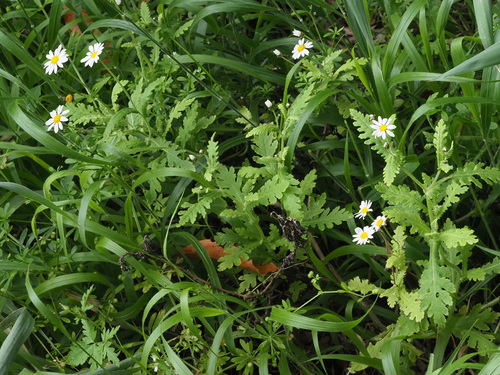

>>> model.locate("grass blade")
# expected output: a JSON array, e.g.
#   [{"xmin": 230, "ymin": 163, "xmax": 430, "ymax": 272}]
[{"xmin": 0, "ymin": 308, "xmax": 34, "ymax": 375}]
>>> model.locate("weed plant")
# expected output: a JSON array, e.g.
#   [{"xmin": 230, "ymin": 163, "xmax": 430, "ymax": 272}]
[{"xmin": 0, "ymin": 0, "xmax": 500, "ymax": 374}]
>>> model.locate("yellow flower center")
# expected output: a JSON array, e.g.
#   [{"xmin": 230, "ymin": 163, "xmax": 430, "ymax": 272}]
[
  {"xmin": 360, "ymin": 232, "xmax": 368, "ymax": 239},
  {"xmin": 380, "ymin": 124, "xmax": 387, "ymax": 131},
  {"xmin": 91, "ymin": 51, "xmax": 98, "ymax": 58},
  {"xmin": 376, "ymin": 219, "xmax": 383, "ymax": 226},
  {"xmin": 361, "ymin": 207, "xmax": 368, "ymax": 213},
  {"xmin": 297, "ymin": 44, "xmax": 305, "ymax": 52},
  {"xmin": 53, "ymin": 115, "xmax": 61, "ymax": 123},
  {"xmin": 51, "ymin": 56, "xmax": 59, "ymax": 64}
]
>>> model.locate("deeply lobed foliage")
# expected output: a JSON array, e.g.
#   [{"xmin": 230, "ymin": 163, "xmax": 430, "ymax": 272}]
[{"xmin": 0, "ymin": 0, "xmax": 500, "ymax": 374}]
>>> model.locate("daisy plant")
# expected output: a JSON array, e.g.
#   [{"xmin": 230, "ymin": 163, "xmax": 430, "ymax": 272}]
[
  {"xmin": 371, "ymin": 215, "xmax": 387, "ymax": 232},
  {"xmin": 351, "ymin": 110, "xmax": 405, "ymax": 186},
  {"xmin": 352, "ymin": 226, "xmax": 375, "ymax": 245},
  {"xmin": 292, "ymin": 38, "xmax": 313, "ymax": 60},
  {"xmin": 81, "ymin": 42, "xmax": 105, "ymax": 67},
  {"xmin": 370, "ymin": 116, "xmax": 396, "ymax": 140},
  {"xmin": 45, "ymin": 105, "xmax": 69, "ymax": 133},
  {"xmin": 44, "ymin": 44, "xmax": 69, "ymax": 75},
  {"xmin": 354, "ymin": 200, "xmax": 373, "ymax": 219}
]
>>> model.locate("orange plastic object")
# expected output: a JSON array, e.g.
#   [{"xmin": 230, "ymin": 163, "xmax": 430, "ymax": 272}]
[{"xmin": 182, "ymin": 239, "xmax": 278, "ymax": 276}]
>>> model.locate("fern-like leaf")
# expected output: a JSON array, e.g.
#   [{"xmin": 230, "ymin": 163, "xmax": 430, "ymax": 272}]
[
  {"xmin": 140, "ymin": 1, "xmax": 152, "ymax": 25},
  {"xmin": 377, "ymin": 183, "xmax": 426, "ymax": 212},
  {"xmin": 418, "ymin": 260, "xmax": 456, "ymax": 326},
  {"xmin": 383, "ymin": 207, "xmax": 431, "ymax": 235},
  {"xmin": 450, "ymin": 162, "xmax": 500, "ymax": 188},
  {"xmin": 433, "ymin": 181, "xmax": 468, "ymax": 220},
  {"xmin": 302, "ymin": 193, "xmax": 351, "ymax": 230},
  {"xmin": 400, "ymin": 291, "xmax": 424, "ymax": 322},
  {"xmin": 384, "ymin": 149, "xmax": 405, "ymax": 186},
  {"xmin": 246, "ymin": 123, "xmax": 279, "ymax": 138},
  {"xmin": 178, "ymin": 192, "xmax": 218, "ymax": 226},
  {"xmin": 437, "ymin": 226, "xmax": 477, "ymax": 248},
  {"xmin": 245, "ymin": 175, "xmax": 289, "ymax": 206},
  {"xmin": 204, "ymin": 136, "xmax": 220, "ymax": 182},
  {"xmin": 433, "ymin": 119, "xmax": 453, "ymax": 172}
]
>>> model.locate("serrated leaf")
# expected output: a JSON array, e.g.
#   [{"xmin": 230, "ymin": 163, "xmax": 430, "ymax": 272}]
[
  {"xmin": 450, "ymin": 162, "xmax": 500, "ymax": 189},
  {"xmin": 433, "ymin": 119, "xmax": 453, "ymax": 172},
  {"xmin": 164, "ymin": 97, "xmax": 196, "ymax": 135},
  {"xmin": 236, "ymin": 106, "xmax": 252, "ymax": 125},
  {"xmin": 218, "ymin": 247, "xmax": 247, "ymax": 271},
  {"xmin": 437, "ymin": 226, "xmax": 477, "ymax": 248},
  {"xmin": 174, "ymin": 19, "xmax": 194, "ymax": 38},
  {"xmin": 252, "ymin": 133, "xmax": 278, "ymax": 160},
  {"xmin": 111, "ymin": 79, "xmax": 129, "ymax": 105},
  {"xmin": 383, "ymin": 149, "xmax": 405, "ymax": 186},
  {"xmin": 245, "ymin": 175, "xmax": 289, "ymax": 206},
  {"xmin": 67, "ymin": 103, "xmax": 109, "ymax": 126},
  {"xmin": 400, "ymin": 291, "xmax": 424, "ymax": 322},
  {"xmin": 176, "ymin": 102, "xmax": 216, "ymax": 149},
  {"xmin": 383, "ymin": 207, "xmax": 431, "ymax": 235},
  {"xmin": 433, "ymin": 181, "xmax": 468, "ymax": 220},
  {"xmin": 246, "ymin": 123, "xmax": 278, "ymax": 138},
  {"xmin": 380, "ymin": 285, "xmax": 399, "ymax": 307},
  {"xmin": 466, "ymin": 268, "xmax": 485, "ymax": 281},
  {"xmin": 347, "ymin": 276, "xmax": 380, "ymax": 295},
  {"xmin": 204, "ymin": 136, "xmax": 220, "ymax": 182},
  {"xmin": 299, "ymin": 170, "xmax": 317, "ymax": 200},
  {"xmin": 284, "ymin": 85, "xmax": 315, "ymax": 138},
  {"xmin": 397, "ymin": 315, "xmax": 428, "ymax": 337},
  {"xmin": 140, "ymin": 1, "xmax": 152, "ymax": 25},
  {"xmin": 455, "ymin": 304, "xmax": 500, "ymax": 351},
  {"xmin": 217, "ymin": 166, "xmax": 245, "ymax": 207},
  {"xmin": 419, "ymin": 261, "xmax": 456, "ymax": 326},
  {"xmin": 482, "ymin": 257, "xmax": 500, "ymax": 275},
  {"xmin": 178, "ymin": 193, "xmax": 217, "ymax": 226},
  {"xmin": 238, "ymin": 272, "xmax": 258, "ymax": 292},
  {"xmin": 302, "ymin": 193, "xmax": 351, "ymax": 230},
  {"xmin": 281, "ymin": 186, "xmax": 302, "ymax": 219},
  {"xmin": 376, "ymin": 183, "xmax": 426, "ymax": 212}
]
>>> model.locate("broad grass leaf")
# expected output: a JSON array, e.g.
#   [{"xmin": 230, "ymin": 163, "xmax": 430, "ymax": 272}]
[{"xmin": 0, "ymin": 308, "xmax": 34, "ymax": 375}]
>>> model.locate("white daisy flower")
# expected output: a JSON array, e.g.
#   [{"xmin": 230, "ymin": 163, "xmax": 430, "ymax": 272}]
[
  {"xmin": 292, "ymin": 29, "xmax": 302, "ymax": 37},
  {"xmin": 292, "ymin": 38, "xmax": 313, "ymax": 60},
  {"xmin": 371, "ymin": 215, "xmax": 387, "ymax": 231},
  {"xmin": 80, "ymin": 42, "xmax": 105, "ymax": 67},
  {"xmin": 354, "ymin": 200, "xmax": 373, "ymax": 219},
  {"xmin": 45, "ymin": 105, "xmax": 69, "ymax": 133},
  {"xmin": 264, "ymin": 99, "xmax": 272, "ymax": 108},
  {"xmin": 44, "ymin": 45, "xmax": 69, "ymax": 75},
  {"xmin": 370, "ymin": 116, "xmax": 396, "ymax": 140},
  {"xmin": 273, "ymin": 49, "xmax": 281, "ymax": 56},
  {"xmin": 352, "ymin": 226, "xmax": 375, "ymax": 245},
  {"xmin": 115, "ymin": 0, "xmax": 121, "ymax": 4}
]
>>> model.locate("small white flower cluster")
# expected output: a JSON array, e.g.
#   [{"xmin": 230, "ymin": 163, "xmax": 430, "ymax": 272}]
[
  {"xmin": 271, "ymin": 29, "xmax": 313, "ymax": 60},
  {"xmin": 352, "ymin": 200, "xmax": 387, "ymax": 245},
  {"xmin": 44, "ymin": 42, "xmax": 105, "ymax": 75},
  {"xmin": 43, "ymin": 42, "xmax": 105, "ymax": 133}
]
